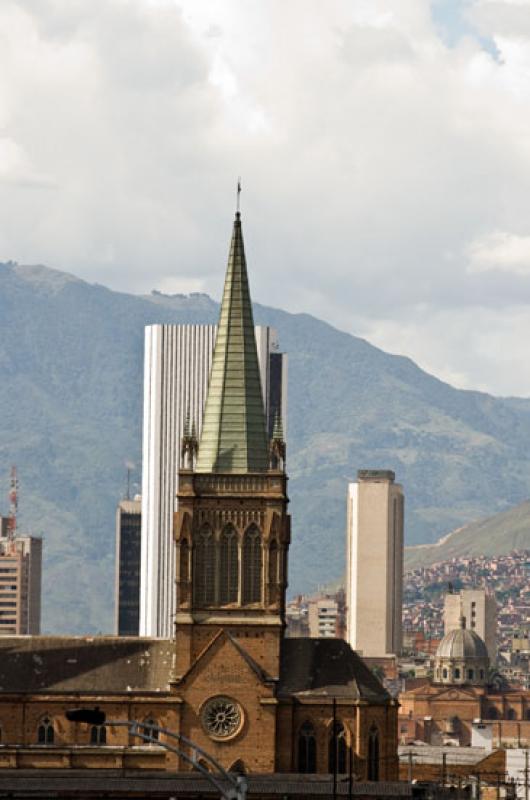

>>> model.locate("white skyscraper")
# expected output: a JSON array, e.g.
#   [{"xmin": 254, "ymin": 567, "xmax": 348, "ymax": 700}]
[
  {"xmin": 346, "ymin": 470, "xmax": 404, "ymax": 658},
  {"xmin": 140, "ymin": 324, "xmax": 287, "ymax": 637}
]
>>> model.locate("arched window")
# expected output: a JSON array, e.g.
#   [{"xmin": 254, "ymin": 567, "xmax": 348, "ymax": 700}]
[
  {"xmin": 442, "ymin": 668, "xmax": 448, "ymax": 679},
  {"xmin": 90, "ymin": 725, "xmax": 106, "ymax": 745},
  {"xmin": 268, "ymin": 540, "xmax": 279, "ymax": 585},
  {"xmin": 194, "ymin": 526, "xmax": 215, "ymax": 606},
  {"xmin": 467, "ymin": 669, "xmax": 474, "ymax": 681},
  {"xmin": 488, "ymin": 707, "xmax": 498, "ymax": 720},
  {"xmin": 507, "ymin": 708, "xmax": 516, "ymax": 721},
  {"xmin": 454, "ymin": 668, "xmax": 461, "ymax": 679},
  {"xmin": 219, "ymin": 526, "xmax": 238, "ymax": 605},
  {"xmin": 298, "ymin": 721, "xmax": 317, "ymax": 774},
  {"xmin": 229, "ymin": 760, "xmax": 246, "ymax": 775},
  {"xmin": 367, "ymin": 727, "xmax": 379, "ymax": 781},
  {"xmin": 144, "ymin": 717, "xmax": 159, "ymax": 742},
  {"xmin": 242, "ymin": 526, "xmax": 262, "ymax": 605},
  {"xmin": 328, "ymin": 722, "xmax": 347, "ymax": 774},
  {"xmin": 37, "ymin": 717, "xmax": 54, "ymax": 745}
]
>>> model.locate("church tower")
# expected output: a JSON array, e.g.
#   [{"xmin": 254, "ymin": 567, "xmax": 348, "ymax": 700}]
[{"xmin": 173, "ymin": 210, "xmax": 290, "ymax": 683}]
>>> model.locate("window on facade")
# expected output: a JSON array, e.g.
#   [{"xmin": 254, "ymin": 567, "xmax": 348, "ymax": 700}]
[
  {"xmin": 229, "ymin": 760, "xmax": 246, "ymax": 775},
  {"xmin": 442, "ymin": 669, "xmax": 448, "ymax": 679},
  {"xmin": 526, "ymin": 709, "xmax": 530, "ymax": 721},
  {"xmin": 242, "ymin": 526, "xmax": 262, "ymax": 605},
  {"xmin": 268, "ymin": 540, "xmax": 279, "ymax": 586},
  {"xmin": 180, "ymin": 539, "xmax": 189, "ymax": 583},
  {"xmin": 468, "ymin": 669, "xmax": 474, "ymax": 680},
  {"xmin": 480, "ymin": 670, "xmax": 485, "ymax": 680},
  {"xmin": 37, "ymin": 717, "xmax": 54, "ymax": 745},
  {"xmin": 328, "ymin": 722, "xmax": 347, "ymax": 774},
  {"xmin": 488, "ymin": 707, "xmax": 498, "ymax": 720},
  {"xmin": 219, "ymin": 526, "xmax": 239, "ymax": 605},
  {"xmin": 144, "ymin": 718, "xmax": 159, "ymax": 742},
  {"xmin": 194, "ymin": 526, "xmax": 215, "ymax": 606},
  {"xmin": 90, "ymin": 725, "xmax": 106, "ymax": 745},
  {"xmin": 367, "ymin": 727, "xmax": 379, "ymax": 781},
  {"xmin": 507, "ymin": 709, "xmax": 516, "ymax": 721},
  {"xmin": 298, "ymin": 721, "xmax": 317, "ymax": 774},
  {"xmin": 454, "ymin": 668, "xmax": 461, "ymax": 679}
]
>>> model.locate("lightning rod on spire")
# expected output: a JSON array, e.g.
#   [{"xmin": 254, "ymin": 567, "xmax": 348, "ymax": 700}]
[{"xmin": 236, "ymin": 178, "xmax": 241, "ymax": 215}]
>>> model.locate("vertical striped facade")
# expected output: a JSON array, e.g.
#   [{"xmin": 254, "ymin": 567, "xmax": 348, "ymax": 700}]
[{"xmin": 140, "ymin": 324, "xmax": 286, "ymax": 638}]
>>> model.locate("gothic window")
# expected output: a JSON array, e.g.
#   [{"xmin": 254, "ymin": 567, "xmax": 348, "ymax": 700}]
[
  {"xmin": 298, "ymin": 721, "xmax": 317, "ymax": 773},
  {"xmin": 194, "ymin": 526, "xmax": 215, "ymax": 606},
  {"xmin": 242, "ymin": 525, "xmax": 262, "ymax": 604},
  {"xmin": 367, "ymin": 726, "xmax": 379, "ymax": 781},
  {"xmin": 268, "ymin": 540, "xmax": 279, "ymax": 585},
  {"xmin": 144, "ymin": 717, "xmax": 159, "ymax": 741},
  {"xmin": 219, "ymin": 526, "xmax": 239, "ymax": 605},
  {"xmin": 37, "ymin": 717, "xmax": 54, "ymax": 745},
  {"xmin": 90, "ymin": 725, "xmax": 106, "ymax": 745},
  {"xmin": 229, "ymin": 760, "xmax": 246, "ymax": 775},
  {"xmin": 328, "ymin": 722, "xmax": 347, "ymax": 774}
]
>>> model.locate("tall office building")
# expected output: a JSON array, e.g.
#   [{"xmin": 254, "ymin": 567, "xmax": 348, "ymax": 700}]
[
  {"xmin": 114, "ymin": 497, "xmax": 142, "ymax": 636},
  {"xmin": 140, "ymin": 323, "xmax": 287, "ymax": 637},
  {"xmin": 0, "ymin": 520, "xmax": 42, "ymax": 635},
  {"xmin": 444, "ymin": 588, "xmax": 497, "ymax": 662},
  {"xmin": 346, "ymin": 470, "xmax": 404, "ymax": 657}
]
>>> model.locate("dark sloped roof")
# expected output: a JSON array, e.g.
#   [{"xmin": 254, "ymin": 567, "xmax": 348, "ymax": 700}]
[
  {"xmin": 0, "ymin": 636, "xmax": 174, "ymax": 693},
  {"xmin": 279, "ymin": 639, "xmax": 390, "ymax": 703}
]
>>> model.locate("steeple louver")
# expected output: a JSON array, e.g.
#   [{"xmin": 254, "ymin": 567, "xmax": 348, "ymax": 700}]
[{"xmin": 195, "ymin": 212, "xmax": 269, "ymax": 474}]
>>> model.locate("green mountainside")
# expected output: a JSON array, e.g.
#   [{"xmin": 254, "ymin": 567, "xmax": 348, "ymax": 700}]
[
  {"xmin": 2, "ymin": 261, "xmax": 530, "ymax": 633},
  {"xmin": 404, "ymin": 500, "xmax": 530, "ymax": 571}
]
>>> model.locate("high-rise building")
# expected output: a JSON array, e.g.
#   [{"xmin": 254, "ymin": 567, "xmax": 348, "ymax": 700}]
[
  {"xmin": 140, "ymin": 324, "xmax": 287, "ymax": 637},
  {"xmin": 307, "ymin": 595, "xmax": 339, "ymax": 638},
  {"xmin": 114, "ymin": 497, "xmax": 142, "ymax": 636},
  {"xmin": 0, "ymin": 521, "xmax": 42, "ymax": 635},
  {"xmin": 346, "ymin": 470, "xmax": 404, "ymax": 657},
  {"xmin": 444, "ymin": 588, "xmax": 497, "ymax": 662}
]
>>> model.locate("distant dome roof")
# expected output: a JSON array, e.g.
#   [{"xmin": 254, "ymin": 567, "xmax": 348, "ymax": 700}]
[{"xmin": 436, "ymin": 626, "xmax": 488, "ymax": 660}]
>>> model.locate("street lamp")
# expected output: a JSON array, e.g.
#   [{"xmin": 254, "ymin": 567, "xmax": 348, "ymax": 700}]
[{"xmin": 65, "ymin": 708, "xmax": 247, "ymax": 800}]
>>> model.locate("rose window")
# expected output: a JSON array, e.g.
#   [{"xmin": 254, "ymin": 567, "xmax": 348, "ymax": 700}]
[{"xmin": 201, "ymin": 696, "xmax": 242, "ymax": 740}]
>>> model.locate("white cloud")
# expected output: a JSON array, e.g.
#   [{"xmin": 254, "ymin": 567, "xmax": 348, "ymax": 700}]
[
  {"xmin": 467, "ymin": 231, "xmax": 530, "ymax": 275},
  {"xmin": 3, "ymin": 0, "xmax": 530, "ymax": 394}
]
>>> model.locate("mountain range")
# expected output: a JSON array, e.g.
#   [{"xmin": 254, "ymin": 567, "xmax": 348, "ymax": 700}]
[
  {"xmin": 2, "ymin": 260, "xmax": 530, "ymax": 633},
  {"xmin": 404, "ymin": 499, "xmax": 530, "ymax": 570}
]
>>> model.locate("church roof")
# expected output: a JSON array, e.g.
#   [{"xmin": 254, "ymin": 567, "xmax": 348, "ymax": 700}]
[
  {"xmin": 195, "ymin": 212, "xmax": 269, "ymax": 474},
  {"xmin": 278, "ymin": 639, "xmax": 390, "ymax": 703},
  {"xmin": 0, "ymin": 636, "xmax": 173, "ymax": 694}
]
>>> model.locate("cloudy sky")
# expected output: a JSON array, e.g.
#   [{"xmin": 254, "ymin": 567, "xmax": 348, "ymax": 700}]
[{"xmin": 2, "ymin": 0, "xmax": 530, "ymax": 397}]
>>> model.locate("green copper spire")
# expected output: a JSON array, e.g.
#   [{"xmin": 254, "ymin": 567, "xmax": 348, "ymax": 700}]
[{"xmin": 196, "ymin": 211, "xmax": 269, "ymax": 473}]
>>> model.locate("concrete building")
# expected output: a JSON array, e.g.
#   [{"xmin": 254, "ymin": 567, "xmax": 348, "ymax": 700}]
[
  {"xmin": 0, "ymin": 522, "xmax": 42, "ymax": 635},
  {"xmin": 346, "ymin": 470, "xmax": 404, "ymax": 658},
  {"xmin": 114, "ymin": 497, "xmax": 141, "ymax": 636},
  {"xmin": 307, "ymin": 595, "xmax": 339, "ymax": 638},
  {"xmin": 444, "ymin": 588, "xmax": 497, "ymax": 662},
  {"xmin": 140, "ymin": 323, "xmax": 287, "ymax": 638}
]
